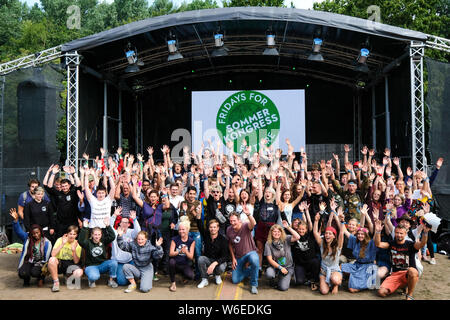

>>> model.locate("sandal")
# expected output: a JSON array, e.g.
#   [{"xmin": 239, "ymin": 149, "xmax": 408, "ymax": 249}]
[
  {"xmin": 169, "ymin": 283, "xmax": 177, "ymax": 292},
  {"xmin": 311, "ymin": 282, "xmax": 318, "ymax": 291},
  {"xmin": 406, "ymin": 294, "xmax": 414, "ymax": 300}
]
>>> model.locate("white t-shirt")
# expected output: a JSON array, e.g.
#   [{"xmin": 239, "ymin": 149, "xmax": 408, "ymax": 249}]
[{"xmin": 88, "ymin": 196, "xmax": 113, "ymax": 228}]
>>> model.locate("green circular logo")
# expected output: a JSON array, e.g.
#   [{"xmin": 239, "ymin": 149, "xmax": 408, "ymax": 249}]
[{"xmin": 216, "ymin": 91, "xmax": 280, "ymax": 155}]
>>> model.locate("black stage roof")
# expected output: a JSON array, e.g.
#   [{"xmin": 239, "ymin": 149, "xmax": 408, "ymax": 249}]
[{"xmin": 62, "ymin": 7, "xmax": 427, "ymax": 92}]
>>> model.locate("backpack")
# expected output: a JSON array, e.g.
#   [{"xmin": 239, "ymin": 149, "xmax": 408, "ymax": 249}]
[{"xmin": 0, "ymin": 232, "xmax": 10, "ymax": 248}]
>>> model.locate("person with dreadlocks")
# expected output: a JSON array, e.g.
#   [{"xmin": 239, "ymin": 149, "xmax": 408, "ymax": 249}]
[
  {"xmin": 10, "ymin": 208, "xmax": 52, "ymax": 287},
  {"xmin": 313, "ymin": 208, "xmax": 345, "ymax": 295}
]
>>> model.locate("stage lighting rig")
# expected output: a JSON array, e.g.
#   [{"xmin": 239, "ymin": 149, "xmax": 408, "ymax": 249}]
[
  {"xmin": 124, "ymin": 42, "xmax": 143, "ymax": 73},
  {"xmin": 308, "ymin": 29, "xmax": 324, "ymax": 61},
  {"xmin": 167, "ymin": 32, "xmax": 183, "ymax": 61},
  {"xmin": 354, "ymin": 39, "xmax": 371, "ymax": 73},
  {"xmin": 211, "ymin": 31, "xmax": 229, "ymax": 57},
  {"xmin": 263, "ymin": 28, "xmax": 279, "ymax": 56}
]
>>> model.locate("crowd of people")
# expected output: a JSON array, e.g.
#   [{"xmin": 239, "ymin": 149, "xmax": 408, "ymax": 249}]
[{"xmin": 8, "ymin": 140, "xmax": 444, "ymax": 300}]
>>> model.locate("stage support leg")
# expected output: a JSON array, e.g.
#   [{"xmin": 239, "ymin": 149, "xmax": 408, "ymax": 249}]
[
  {"xmin": 65, "ymin": 51, "xmax": 80, "ymax": 170},
  {"xmin": 103, "ymin": 82, "xmax": 108, "ymax": 152},
  {"xmin": 385, "ymin": 77, "xmax": 391, "ymax": 150},
  {"xmin": 410, "ymin": 41, "xmax": 426, "ymax": 172},
  {"xmin": 372, "ymin": 86, "xmax": 376, "ymax": 150},
  {"xmin": 118, "ymin": 90, "xmax": 122, "ymax": 148}
]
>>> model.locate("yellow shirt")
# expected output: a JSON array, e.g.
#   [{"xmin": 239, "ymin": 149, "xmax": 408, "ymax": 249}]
[{"xmin": 54, "ymin": 238, "xmax": 82, "ymax": 261}]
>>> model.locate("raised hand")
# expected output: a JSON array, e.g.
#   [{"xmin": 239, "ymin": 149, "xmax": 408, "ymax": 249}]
[
  {"xmin": 332, "ymin": 153, "xmax": 339, "ymax": 161},
  {"xmin": 319, "ymin": 201, "xmax": 327, "ymax": 212},
  {"xmin": 361, "ymin": 146, "xmax": 368, "ymax": 155},
  {"xmin": 113, "ymin": 206, "xmax": 123, "ymax": 217},
  {"xmin": 436, "ymin": 157, "xmax": 444, "ymax": 169},
  {"xmin": 9, "ymin": 208, "xmax": 19, "ymax": 222},
  {"xmin": 181, "ymin": 202, "xmax": 188, "ymax": 212},
  {"xmin": 344, "ymin": 144, "xmax": 351, "ymax": 153},
  {"xmin": 314, "ymin": 213, "xmax": 320, "ymax": 222},
  {"xmin": 393, "ymin": 157, "xmax": 400, "ymax": 166},
  {"xmin": 61, "ymin": 234, "xmax": 69, "ymax": 245},
  {"xmin": 77, "ymin": 190, "xmax": 84, "ymax": 202},
  {"xmin": 330, "ymin": 198, "xmax": 337, "ymax": 212},
  {"xmin": 368, "ymin": 149, "xmax": 375, "ymax": 157},
  {"xmin": 406, "ymin": 167, "xmax": 413, "ymax": 176},
  {"xmin": 100, "ymin": 148, "xmax": 106, "ymax": 156},
  {"xmin": 82, "ymin": 153, "xmax": 89, "ymax": 160},
  {"xmin": 71, "ymin": 240, "xmax": 78, "ymax": 251},
  {"xmin": 282, "ymin": 220, "xmax": 289, "ymax": 229},
  {"xmin": 155, "ymin": 237, "xmax": 163, "ymax": 247},
  {"xmin": 375, "ymin": 219, "xmax": 383, "ymax": 233},
  {"xmin": 384, "ymin": 148, "xmax": 391, "ymax": 158},
  {"xmin": 147, "ymin": 146, "xmax": 154, "ymax": 155},
  {"xmin": 51, "ymin": 164, "xmax": 60, "ymax": 174},
  {"xmin": 129, "ymin": 210, "xmax": 136, "ymax": 221}
]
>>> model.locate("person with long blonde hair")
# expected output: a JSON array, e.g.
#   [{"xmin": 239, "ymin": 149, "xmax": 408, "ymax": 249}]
[{"xmin": 264, "ymin": 221, "xmax": 300, "ymax": 291}]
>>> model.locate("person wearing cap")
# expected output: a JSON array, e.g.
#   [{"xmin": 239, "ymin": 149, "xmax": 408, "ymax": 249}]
[
  {"xmin": 333, "ymin": 175, "xmax": 369, "ymax": 222},
  {"xmin": 374, "ymin": 219, "xmax": 431, "ymax": 300},
  {"xmin": 313, "ymin": 209, "xmax": 345, "ymax": 295}
]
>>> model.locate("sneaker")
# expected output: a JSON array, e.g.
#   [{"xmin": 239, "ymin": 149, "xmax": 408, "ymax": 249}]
[
  {"xmin": 124, "ymin": 284, "xmax": 137, "ymax": 293},
  {"xmin": 108, "ymin": 279, "xmax": 118, "ymax": 288},
  {"xmin": 88, "ymin": 280, "xmax": 96, "ymax": 288},
  {"xmin": 215, "ymin": 275, "xmax": 222, "ymax": 285},
  {"xmin": 429, "ymin": 258, "xmax": 436, "ymax": 265},
  {"xmin": 51, "ymin": 281, "xmax": 60, "ymax": 292},
  {"xmin": 251, "ymin": 286, "xmax": 258, "ymax": 294},
  {"xmin": 197, "ymin": 278, "xmax": 209, "ymax": 288},
  {"xmin": 153, "ymin": 274, "xmax": 160, "ymax": 281}
]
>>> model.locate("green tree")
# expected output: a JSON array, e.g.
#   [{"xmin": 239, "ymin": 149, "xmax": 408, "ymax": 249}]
[
  {"xmin": 115, "ymin": 0, "xmax": 150, "ymax": 23},
  {"xmin": 148, "ymin": 0, "xmax": 176, "ymax": 17},
  {"xmin": 177, "ymin": 0, "xmax": 219, "ymax": 12},
  {"xmin": 313, "ymin": 0, "xmax": 449, "ymax": 61},
  {"xmin": 223, "ymin": 0, "xmax": 285, "ymax": 7}
]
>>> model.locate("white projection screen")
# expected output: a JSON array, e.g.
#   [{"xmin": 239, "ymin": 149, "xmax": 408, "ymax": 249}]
[{"xmin": 192, "ymin": 89, "xmax": 305, "ymax": 155}]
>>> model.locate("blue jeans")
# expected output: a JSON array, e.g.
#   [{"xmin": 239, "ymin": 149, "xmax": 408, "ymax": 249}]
[
  {"xmin": 189, "ymin": 231, "xmax": 202, "ymax": 278},
  {"xmin": 116, "ymin": 261, "xmax": 134, "ymax": 286},
  {"xmin": 85, "ymin": 260, "xmax": 118, "ymax": 282},
  {"xmin": 232, "ymin": 251, "xmax": 259, "ymax": 287}
]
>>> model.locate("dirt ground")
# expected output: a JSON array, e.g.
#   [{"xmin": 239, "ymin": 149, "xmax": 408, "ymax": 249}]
[{"xmin": 0, "ymin": 253, "xmax": 449, "ymax": 300}]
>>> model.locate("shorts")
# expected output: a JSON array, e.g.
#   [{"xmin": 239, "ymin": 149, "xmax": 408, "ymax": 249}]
[
  {"xmin": 380, "ymin": 270, "xmax": 408, "ymax": 293},
  {"xmin": 58, "ymin": 260, "xmax": 81, "ymax": 275},
  {"xmin": 255, "ymin": 222, "xmax": 274, "ymax": 243}
]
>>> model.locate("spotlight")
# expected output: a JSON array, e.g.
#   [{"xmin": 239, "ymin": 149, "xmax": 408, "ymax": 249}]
[
  {"xmin": 124, "ymin": 42, "xmax": 140, "ymax": 73},
  {"xmin": 211, "ymin": 32, "xmax": 229, "ymax": 57},
  {"xmin": 167, "ymin": 33, "xmax": 183, "ymax": 61},
  {"xmin": 355, "ymin": 48, "xmax": 370, "ymax": 73},
  {"xmin": 307, "ymin": 38, "xmax": 324, "ymax": 61},
  {"xmin": 263, "ymin": 30, "xmax": 279, "ymax": 56}
]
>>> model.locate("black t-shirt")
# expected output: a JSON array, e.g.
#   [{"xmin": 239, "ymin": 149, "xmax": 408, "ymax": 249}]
[
  {"xmin": 254, "ymin": 200, "xmax": 279, "ymax": 223},
  {"xmin": 388, "ymin": 239, "xmax": 418, "ymax": 272},
  {"xmin": 342, "ymin": 235, "xmax": 354, "ymax": 259},
  {"xmin": 291, "ymin": 232, "xmax": 317, "ymax": 265},
  {"xmin": 23, "ymin": 199, "xmax": 55, "ymax": 232},
  {"xmin": 48, "ymin": 186, "xmax": 81, "ymax": 224}
]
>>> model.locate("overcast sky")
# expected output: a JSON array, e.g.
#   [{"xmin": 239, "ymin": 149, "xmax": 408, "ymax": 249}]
[{"xmin": 23, "ymin": 0, "xmax": 324, "ymax": 10}]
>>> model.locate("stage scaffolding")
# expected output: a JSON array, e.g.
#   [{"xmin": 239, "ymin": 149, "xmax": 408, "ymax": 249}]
[{"xmin": 0, "ymin": 33, "xmax": 448, "ymax": 181}]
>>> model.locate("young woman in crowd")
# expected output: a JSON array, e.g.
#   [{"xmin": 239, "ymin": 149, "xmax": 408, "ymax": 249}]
[
  {"xmin": 46, "ymin": 224, "xmax": 83, "ymax": 292},
  {"xmin": 313, "ymin": 209, "xmax": 345, "ymax": 295},
  {"xmin": 264, "ymin": 220, "xmax": 300, "ymax": 291},
  {"xmin": 117, "ymin": 229, "xmax": 163, "ymax": 293},
  {"xmin": 168, "ymin": 217, "xmax": 196, "ymax": 292},
  {"xmin": 78, "ymin": 218, "xmax": 118, "ymax": 288},
  {"xmin": 10, "ymin": 208, "xmax": 52, "ymax": 288},
  {"xmin": 291, "ymin": 204, "xmax": 320, "ymax": 291},
  {"xmin": 159, "ymin": 192, "xmax": 178, "ymax": 273},
  {"xmin": 110, "ymin": 207, "xmax": 141, "ymax": 286},
  {"xmin": 275, "ymin": 183, "xmax": 305, "ymax": 226},
  {"xmin": 23, "ymin": 186, "xmax": 55, "ymax": 243}
]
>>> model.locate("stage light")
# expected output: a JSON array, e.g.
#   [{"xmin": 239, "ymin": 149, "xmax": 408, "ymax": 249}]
[
  {"xmin": 167, "ymin": 33, "xmax": 183, "ymax": 61},
  {"xmin": 211, "ymin": 32, "xmax": 229, "ymax": 57},
  {"xmin": 124, "ymin": 42, "xmax": 140, "ymax": 73},
  {"xmin": 307, "ymin": 38, "xmax": 324, "ymax": 61},
  {"xmin": 229, "ymin": 80, "xmax": 232, "ymax": 83},
  {"xmin": 263, "ymin": 31, "xmax": 279, "ymax": 56},
  {"xmin": 292, "ymin": 67, "xmax": 296, "ymax": 70},
  {"xmin": 355, "ymin": 48, "xmax": 370, "ymax": 73}
]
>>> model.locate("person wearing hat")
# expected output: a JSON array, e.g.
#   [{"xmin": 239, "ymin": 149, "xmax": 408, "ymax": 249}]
[
  {"xmin": 333, "ymin": 166, "xmax": 370, "ymax": 222},
  {"xmin": 374, "ymin": 218, "xmax": 431, "ymax": 300}
]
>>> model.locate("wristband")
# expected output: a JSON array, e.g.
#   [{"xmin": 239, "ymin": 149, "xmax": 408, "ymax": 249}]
[
  {"xmin": 277, "ymin": 265, "xmax": 283, "ymax": 271},
  {"xmin": 376, "ymin": 231, "xmax": 381, "ymax": 234}
]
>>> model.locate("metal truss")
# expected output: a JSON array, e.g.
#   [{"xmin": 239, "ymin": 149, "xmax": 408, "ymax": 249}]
[
  {"xmin": 65, "ymin": 52, "xmax": 80, "ymax": 170},
  {"xmin": 426, "ymin": 35, "xmax": 450, "ymax": 53},
  {"xmin": 0, "ymin": 46, "xmax": 62, "ymax": 76},
  {"xmin": 410, "ymin": 42, "xmax": 426, "ymax": 172}
]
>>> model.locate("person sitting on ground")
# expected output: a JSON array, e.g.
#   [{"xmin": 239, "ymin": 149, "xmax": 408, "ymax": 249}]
[
  {"xmin": 313, "ymin": 210, "xmax": 345, "ymax": 295},
  {"xmin": 264, "ymin": 220, "xmax": 300, "ymax": 291},
  {"xmin": 78, "ymin": 218, "xmax": 118, "ymax": 288},
  {"xmin": 227, "ymin": 209, "xmax": 260, "ymax": 295},
  {"xmin": 117, "ymin": 229, "xmax": 163, "ymax": 293},
  {"xmin": 291, "ymin": 205, "xmax": 320, "ymax": 291},
  {"xmin": 168, "ymin": 217, "xmax": 196, "ymax": 292},
  {"xmin": 374, "ymin": 219, "xmax": 431, "ymax": 300},
  {"xmin": 110, "ymin": 207, "xmax": 141, "ymax": 286},
  {"xmin": 47, "ymin": 225, "xmax": 83, "ymax": 292},
  {"xmin": 196, "ymin": 218, "xmax": 230, "ymax": 289},
  {"xmin": 10, "ymin": 208, "xmax": 52, "ymax": 288}
]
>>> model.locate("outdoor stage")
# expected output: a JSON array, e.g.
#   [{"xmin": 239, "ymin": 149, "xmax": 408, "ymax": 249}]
[{"xmin": 0, "ymin": 7, "xmax": 449, "ymax": 229}]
